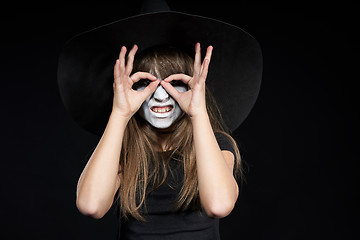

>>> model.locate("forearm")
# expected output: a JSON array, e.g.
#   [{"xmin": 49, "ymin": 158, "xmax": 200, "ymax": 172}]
[
  {"xmin": 191, "ymin": 111, "xmax": 238, "ymax": 218},
  {"xmin": 76, "ymin": 110, "xmax": 128, "ymax": 218}
]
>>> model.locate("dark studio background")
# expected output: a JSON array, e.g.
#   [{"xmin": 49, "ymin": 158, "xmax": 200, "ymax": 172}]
[{"xmin": 1, "ymin": 1, "xmax": 358, "ymax": 239}]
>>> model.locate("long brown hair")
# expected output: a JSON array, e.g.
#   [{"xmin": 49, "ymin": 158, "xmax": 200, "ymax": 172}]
[{"xmin": 116, "ymin": 45, "xmax": 243, "ymax": 221}]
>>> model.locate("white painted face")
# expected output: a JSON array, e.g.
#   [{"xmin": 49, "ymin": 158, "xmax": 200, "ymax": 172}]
[{"xmin": 135, "ymin": 79, "xmax": 188, "ymax": 129}]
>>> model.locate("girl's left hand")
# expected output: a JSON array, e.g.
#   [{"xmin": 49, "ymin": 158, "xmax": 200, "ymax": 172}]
[{"xmin": 160, "ymin": 43, "xmax": 213, "ymax": 119}]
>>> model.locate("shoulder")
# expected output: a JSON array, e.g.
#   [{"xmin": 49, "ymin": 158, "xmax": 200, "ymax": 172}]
[
  {"xmin": 214, "ymin": 131, "xmax": 237, "ymax": 156},
  {"xmin": 214, "ymin": 132, "xmax": 237, "ymax": 172}
]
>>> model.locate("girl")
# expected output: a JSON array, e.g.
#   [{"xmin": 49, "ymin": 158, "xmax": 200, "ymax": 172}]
[{"xmin": 76, "ymin": 43, "xmax": 242, "ymax": 239}]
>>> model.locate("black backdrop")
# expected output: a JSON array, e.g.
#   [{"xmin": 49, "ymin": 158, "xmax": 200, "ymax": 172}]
[{"xmin": 1, "ymin": 1, "xmax": 358, "ymax": 239}]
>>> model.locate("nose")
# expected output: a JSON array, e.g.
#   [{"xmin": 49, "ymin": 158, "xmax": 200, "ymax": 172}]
[{"xmin": 153, "ymin": 85, "xmax": 170, "ymax": 102}]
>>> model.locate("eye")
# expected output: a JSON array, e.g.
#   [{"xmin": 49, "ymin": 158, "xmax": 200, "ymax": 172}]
[
  {"xmin": 132, "ymin": 79, "xmax": 151, "ymax": 90},
  {"xmin": 170, "ymin": 80, "xmax": 187, "ymax": 87}
]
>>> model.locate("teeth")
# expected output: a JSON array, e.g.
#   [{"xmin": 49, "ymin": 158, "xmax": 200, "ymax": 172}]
[{"xmin": 152, "ymin": 106, "xmax": 172, "ymax": 113}]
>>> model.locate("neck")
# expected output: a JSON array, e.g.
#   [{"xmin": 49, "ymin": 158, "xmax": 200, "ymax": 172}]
[{"xmin": 152, "ymin": 126, "xmax": 175, "ymax": 152}]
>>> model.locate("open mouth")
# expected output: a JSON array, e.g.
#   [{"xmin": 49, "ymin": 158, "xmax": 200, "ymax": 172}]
[{"xmin": 150, "ymin": 105, "xmax": 173, "ymax": 113}]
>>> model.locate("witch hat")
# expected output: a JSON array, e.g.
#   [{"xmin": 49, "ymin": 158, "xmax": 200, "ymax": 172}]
[{"xmin": 57, "ymin": 0, "xmax": 262, "ymax": 136}]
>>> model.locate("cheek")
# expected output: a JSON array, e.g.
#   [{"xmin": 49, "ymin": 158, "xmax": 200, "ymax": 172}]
[
  {"xmin": 174, "ymin": 104, "xmax": 182, "ymax": 115},
  {"xmin": 139, "ymin": 97, "xmax": 150, "ymax": 116},
  {"xmin": 174, "ymin": 85, "xmax": 188, "ymax": 93},
  {"xmin": 172, "ymin": 86, "xmax": 187, "ymax": 112},
  {"xmin": 173, "ymin": 102, "xmax": 184, "ymax": 117}
]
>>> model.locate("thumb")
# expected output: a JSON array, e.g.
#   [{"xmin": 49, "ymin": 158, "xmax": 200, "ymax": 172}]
[
  {"xmin": 138, "ymin": 79, "xmax": 160, "ymax": 102},
  {"xmin": 160, "ymin": 81, "xmax": 182, "ymax": 103}
]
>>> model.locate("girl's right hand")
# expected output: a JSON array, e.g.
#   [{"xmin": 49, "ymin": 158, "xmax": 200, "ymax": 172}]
[{"xmin": 112, "ymin": 44, "xmax": 160, "ymax": 120}]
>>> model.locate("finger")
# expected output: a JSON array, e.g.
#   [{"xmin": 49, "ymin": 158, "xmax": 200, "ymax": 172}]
[
  {"xmin": 160, "ymin": 81, "xmax": 182, "ymax": 102},
  {"xmin": 130, "ymin": 72, "xmax": 157, "ymax": 83},
  {"xmin": 119, "ymin": 46, "xmax": 127, "ymax": 70},
  {"xmin": 200, "ymin": 58, "xmax": 210, "ymax": 81},
  {"xmin": 114, "ymin": 59, "xmax": 120, "ymax": 81},
  {"xmin": 194, "ymin": 42, "xmax": 201, "ymax": 75},
  {"xmin": 125, "ymin": 44, "xmax": 138, "ymax": 75},
  {"xmin": 163, "ymin": 74, "xmax": 192, "ymax": 84},
  {"xmin": 204, "ymin": 46, "xmax": 213, "ymax": 64},
  {"xmin": 200, "ymin": 46, "xmax": 213, "ymax": 76},
  {"xmin": 138, "ymin": 79, "xmax": 160, "ymax": 100}
]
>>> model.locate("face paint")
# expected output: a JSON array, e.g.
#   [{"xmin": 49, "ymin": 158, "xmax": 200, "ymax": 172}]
[{"xmin": 134, "ymin": 79, "xmax": 188, "ymax": 129}]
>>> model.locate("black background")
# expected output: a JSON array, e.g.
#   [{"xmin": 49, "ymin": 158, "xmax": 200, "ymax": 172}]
[{"xmin": 1, "ymin": 1, "xmax": 358, "ymax": 239}]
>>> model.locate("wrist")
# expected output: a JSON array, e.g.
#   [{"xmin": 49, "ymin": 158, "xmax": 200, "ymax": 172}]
[
  {"xmin": 190, "ymin": 109, "xmax": 209, "ymax": 123},
  {"xmin": 110, "ymin": 109, "xmax": 132, "ymax": 124}
]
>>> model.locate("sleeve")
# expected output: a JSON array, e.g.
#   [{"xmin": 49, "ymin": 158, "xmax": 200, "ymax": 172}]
[
  {"xmin": 214, "ymin": 132, "xmax": 236, "ymax": 157},
  {"xmin": 83, "ymin": 145, "xmax": 97, "ymax": 162}
]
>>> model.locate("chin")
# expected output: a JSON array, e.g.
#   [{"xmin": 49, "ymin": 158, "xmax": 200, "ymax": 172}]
[
  {"xmin": 138, "ymin": 107, "xmax": 185, "ymax": 130},
  {"xmin": 149, "ymin": 119, "xmax": 174, "ymax": 129}
]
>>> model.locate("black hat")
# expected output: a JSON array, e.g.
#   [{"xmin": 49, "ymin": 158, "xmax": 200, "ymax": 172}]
[{"xmin": 57, "ymin": 0, "xmax": 262, "ymax": 136}]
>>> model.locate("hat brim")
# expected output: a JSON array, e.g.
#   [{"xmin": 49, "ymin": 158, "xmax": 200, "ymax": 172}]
[{"xmin": 58, "ymin": 11, "xmax": 262, "ymax": 136}]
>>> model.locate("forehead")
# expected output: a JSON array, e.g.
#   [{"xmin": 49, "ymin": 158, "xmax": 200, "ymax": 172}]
[
  {"xmin": 133, "ymin": 48, "xmax": 193, "ymax": 80},
  {"xmin": 148, "ymin": 65, "xmax": 162, "ymax": 80}
]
